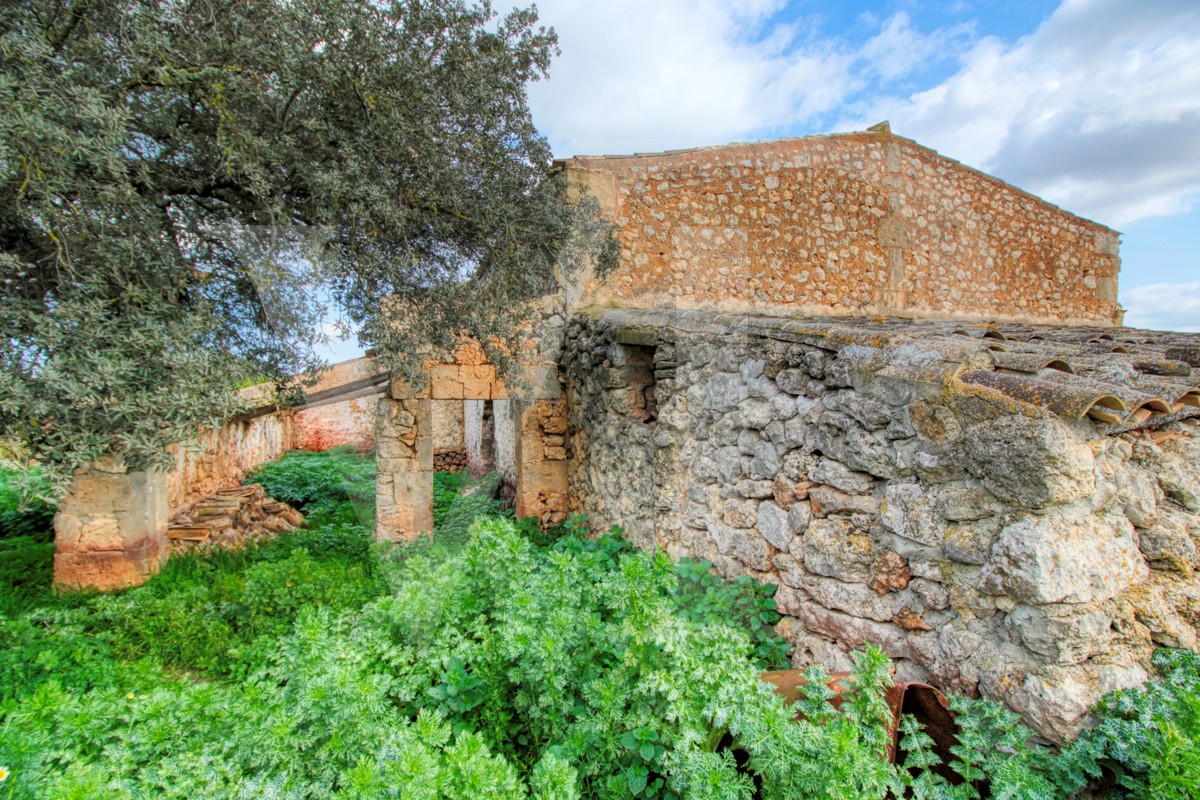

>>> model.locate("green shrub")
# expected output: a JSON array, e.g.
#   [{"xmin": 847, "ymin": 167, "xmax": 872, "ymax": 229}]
[
  {"xmin": 0, "ymin": 536, "xmax": 57, "ymax": 617},
  {"xmin": 672, "ymin": 557, "xmax": 790, "ymax": 671},
  {"xmin": 246, "ymin": 447, "xmax": 375, "ymax": 513},
  {"xmin": 0, "ymin": 465, "xmax": 55, "ymax": 542},
  {"xmin": 1056, "ymin": 648, "xmax": 1200, "ymax": 799}
]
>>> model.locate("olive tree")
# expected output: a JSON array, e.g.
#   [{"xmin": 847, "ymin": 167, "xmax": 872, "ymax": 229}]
[{"xmin": 0, "ymin": 0, "xmax": 612, "ymax": 493}]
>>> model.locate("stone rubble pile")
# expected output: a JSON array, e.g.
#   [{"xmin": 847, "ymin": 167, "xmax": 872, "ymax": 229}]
[
  {"xmin": 168, "ymin": 483, "xmax": 304, "ymax": 553},
  {"xmin": 433, "ymin": 448, "xmax": 468, "ymax": 472}
]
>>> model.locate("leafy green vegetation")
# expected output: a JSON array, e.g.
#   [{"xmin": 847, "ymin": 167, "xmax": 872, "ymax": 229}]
[
  {"xmin": 0, "ymin": 464, "xmax": 59, "ymax": 616},
  {"xmin": 1, "ymin": 0, "xmax": 616, "ymax": 495},
  {"xmin": 248, "ymin": 446, "xmax": 376, "ymax": 514},
  {"xmin": 0, "ymin": 465, "xmax": 55, "ymax": 542},
  {"xmin": 2, "ymin": 449, "xmax": 1198, "ymax": 798}
]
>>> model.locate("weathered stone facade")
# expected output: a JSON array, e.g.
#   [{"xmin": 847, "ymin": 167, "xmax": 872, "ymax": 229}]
[
  {"xmin": 562, "ymin": 309, "xmax": 1200, "ymax": 742},
  {"xmin": 367, "ymin": 129, "xmax": 1199, "ymax": 739},
  {"xmin": 563, "ymin": 127, "xmax": 1120, "ymax": 326}
]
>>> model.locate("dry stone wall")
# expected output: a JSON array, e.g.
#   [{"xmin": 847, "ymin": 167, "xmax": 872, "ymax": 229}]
[
  {"xmin": 564, "ymin": 309, "xmax": 1200, "ymax": 742},
  {"xmin": 564, "ymin": 130, "xmax": 1120, "ymax": 325}
]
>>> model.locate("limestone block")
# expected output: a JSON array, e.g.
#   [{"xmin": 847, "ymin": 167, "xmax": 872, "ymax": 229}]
[
  {"xmin": 1157, "ymin": 456, "xmax": 1200, "ymax": 513},
  {"xmin": 709, "ymin": 523, "xmax": 771, "ymax": 571},
  {"xmin": 910, "ymin": 578, "xmax": 949, "ymax": 610},
  {"xmin": 809, "ymin": 485, "xmax": 878, "ymax": 517},
  {"xmin": 747, "ymin": 438, "xmax": 781, "ymax": 480},
  {"xmin": 782, "ymin": 417, "xmax": 811, "ymax": 449},
  {"xmin": 962, "ymin": 416, "xmax": 1094, "ymax": 510},
  {"xmin": 815, "ymin": 411, "xmax": 896, "ymax": 478},
  {"xmin": 943, "ymin": 517, "xmax": 1001, "ymax": 565},
  {"xmin": 879, "ymin": 482, "xmax": 943, "ymax": 546},
  {"xmin": 800, "ymin": 574, "xmax": 916, "ymax": 622},
  {"xmin": 1123, "ymin": 580, "xmax": 1199, "ymax": 649},
  {"xmin": 909, "ymin": 400, "xmax": 961, "ymax": 442},
  {"xmin": 867, "ymin": 551, "xmax": 912, "ymax": 594},
  {"xmin": 774, "ymin": 584, "xmax": 805, "ymax": 616},
  {"xmin": 980, "ymin": 662, "xmax": 1148, "ymax": 743},
  {"xmin": 773, "ymin": 552, "xmax": 807, "ymax": 588},
  {"xmin": 822, "ymin": 390, "xmax": 891, "ymax": 431},
  {"xmin": 1136, "ymin": 506, "xmax": 1200, "ymax": 572},
  {"xmin": 781, "ymin": 451, "xmax": 817, "ymax": 482},
  {"xmin": 798, "ymin": 603, "xmax": 913, "ymax": 659},
  {"xmin": 980, "ymin": 510, "xmax": 1147, "ymax": 604},
  {"xmin": 787, "ymin": 500, "xmax": 813, "ymax": 535},
  {"xmin": 756, "ymin": 501, "xmax": 793, "ymax": 551},
  {"xmin": 734, "ymin": 480, "xmax": 775, "ymax": 499},
  {"xmin": 1007, "ymin": 604, "xmax": 1114, "ymax": 665},
  {"xmin": 771, "ymin": 393, "xmax": 798, "ymax": 420},
  {"xmin": 775, "ymin": 368, "xmax": 808, "ymax": 395},
  {"xmin": 722, "ymin": 498, "xmax": 757, "ymax": 529},
  {"xmin": 811, "ymin": 458, "xmax": 875, "ymax": 495},
  {"xmin": 804, "ymin": 518, "xmax": 873, "ymax": 582},
  {"xmin": 704, "ymin": 373, "xmax": 748, "ymax": 412},
  {"xmin": 1118, "ymin": 467, "xmax": 1161, "ymax": 528},
  {"xmin": 739, "ymin": 399, "xmax": 775, "ymax": 430},
  {"xmin": 715, "ymin": 446, "xmax": 744, "ymax": 482},
  {"xmin": 931, "ymin": 482, "xmax": 997, "ymax": 522}
]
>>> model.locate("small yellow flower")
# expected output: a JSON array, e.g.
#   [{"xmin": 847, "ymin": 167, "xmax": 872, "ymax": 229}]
[
  {"xmin": 0, "ymin": 765, "xmax": 10, "ymax": 782},
  {"xmin": 126, "ymin": 692, "xmax": 135, "ymax": 700}
]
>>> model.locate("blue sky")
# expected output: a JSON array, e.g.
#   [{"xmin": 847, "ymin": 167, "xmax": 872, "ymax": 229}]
[{"xmin": 320, "ymin": 0, "xmax": 1200, "ymax": 361}]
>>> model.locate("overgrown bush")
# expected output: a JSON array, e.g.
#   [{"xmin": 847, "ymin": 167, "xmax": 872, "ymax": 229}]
[
  {"xmin": 0, "ymin": 465, "xmax": 55, "ymax": 542},
  {"xmin": 247, "ymin": 446, "xmax": 376, "ymax": 514},
  {"xmin": 3, "ymin": 450, "xmax": 1200, "ymax": 799}
]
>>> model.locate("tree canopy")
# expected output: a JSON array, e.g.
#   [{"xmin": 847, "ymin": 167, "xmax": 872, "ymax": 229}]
[{"xmin": 0, "ymin": 0, "xmax": 611, "ymax": 493}]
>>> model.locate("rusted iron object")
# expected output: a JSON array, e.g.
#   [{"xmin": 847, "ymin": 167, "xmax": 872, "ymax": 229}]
[{"xmin": 760, "ymin": 669, "xmax": 960, "ymax": 778}]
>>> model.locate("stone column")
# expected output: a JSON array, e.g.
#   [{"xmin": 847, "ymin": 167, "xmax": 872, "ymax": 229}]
[
  {"xmin": 375, "ymin": 396, "xmax": 434, "ymax": 541},
  {"xmin": 514, "ymin": 397, "xmax": 570, "ymax": 526},
  {"xmin": 53, "ymin": 458, "xmax": 168, "ymax": 591}
]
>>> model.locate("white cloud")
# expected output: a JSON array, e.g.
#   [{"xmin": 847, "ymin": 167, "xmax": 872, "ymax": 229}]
[
  {"xmin": 1120, "ymin": 281, "xmax": 1200, "ymax": 332},
  {"xmin": 509, "ymin": 1, "xmax": 958, "ymax": 156},
  {"xmin": 848, "ymin": 0, "xmax": 1200, "ymax": 227}
]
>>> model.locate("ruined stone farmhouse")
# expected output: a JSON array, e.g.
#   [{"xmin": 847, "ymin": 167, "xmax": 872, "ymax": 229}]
[
  {"xmin": 54, "ymin": 126, "xmax": 1200, "ymax": 741},
  {"xmin": 376, "ymin": 127, "xmax": 1200, "ymax": 742}
]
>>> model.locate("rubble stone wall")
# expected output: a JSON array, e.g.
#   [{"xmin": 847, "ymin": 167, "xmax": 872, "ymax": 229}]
[
  {"xmin": 564, "ymin": 310, "xmax": 1200, "ymax": 742},
  {"xmin": 167, "ymin": 411, "xmax": 293, "ymax": 517},
  {"xmin": 565, "ymin": 131, "xmax": 1120, "ymax": 325}
]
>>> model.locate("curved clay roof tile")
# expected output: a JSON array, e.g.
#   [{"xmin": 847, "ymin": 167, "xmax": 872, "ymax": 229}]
[{"xmin": 957, "ymin": 369, "xmax": 1127, "ymax": 422}]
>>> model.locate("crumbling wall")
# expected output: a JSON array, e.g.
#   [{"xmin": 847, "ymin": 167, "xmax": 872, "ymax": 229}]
[
  {"xmin": 54, "ymin": 459, "xmax": 169, "ymax": 591},
  {"xmin": 293, "ymin": 398, "xmax": 377, "ymax": 452},
  {"xmin": 564, "ymin": 130, "xmax": 1120, "ymax": 326},
  {"xmin": 167, "ymin": 410, "xmax": 292, "ymax": 516},
  {"xmin": 565, "ymin": 309, "xmax": 1200, "ymax": 742},
  {"xmin": 292, "ymin": 357, "xmax": 383, "ymax": 452}
]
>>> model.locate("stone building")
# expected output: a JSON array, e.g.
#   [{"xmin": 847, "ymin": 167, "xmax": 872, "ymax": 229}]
[{"xmin": 376, "ymin": 126, "xmax": 1200, "ymax": 741}]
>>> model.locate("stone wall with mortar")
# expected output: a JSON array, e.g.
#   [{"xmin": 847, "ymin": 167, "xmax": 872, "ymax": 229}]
[
  {"xmin": 563, "ymin": 309, "xmax": 1200, "ymax": 742},
  {"xmin": 293, "ymin": 398, "xmax": 377, "ymax": 452},
  {"xmin": 564, "ymin": 130, "xmax": 1120, "ymax": 326},
  {"xmin": 292, "ymin": 357, "xmax": 383, "ymax": 453}
]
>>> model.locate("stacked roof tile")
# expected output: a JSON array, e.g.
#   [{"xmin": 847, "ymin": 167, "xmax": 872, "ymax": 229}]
[{"xmin": 601, "ymin": 309, "xmax": 1200, "ymax": 430}]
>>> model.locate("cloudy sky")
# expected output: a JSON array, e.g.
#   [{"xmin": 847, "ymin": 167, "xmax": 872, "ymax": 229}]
[{"xmin": 322, "ymin": 0, "xmax": 1199, "ymax": 361}]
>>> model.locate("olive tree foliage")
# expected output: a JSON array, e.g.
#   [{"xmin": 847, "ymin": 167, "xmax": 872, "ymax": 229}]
[{"xmin": 0, "ymin": 0, "xmax": 613, "ymax": 496}]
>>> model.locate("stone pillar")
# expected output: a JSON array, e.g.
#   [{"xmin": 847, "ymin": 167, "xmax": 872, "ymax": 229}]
[
  {"xmin": 53, "ymin": 458, "xmax": 168, "ymax": 591},
  {"xmin": 375, "ymin": 396, "xmax": 434, "ymax": 541},
  {"xmin": 514, "ymin": 397, "xmax": 570, "ymax": 526}
]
